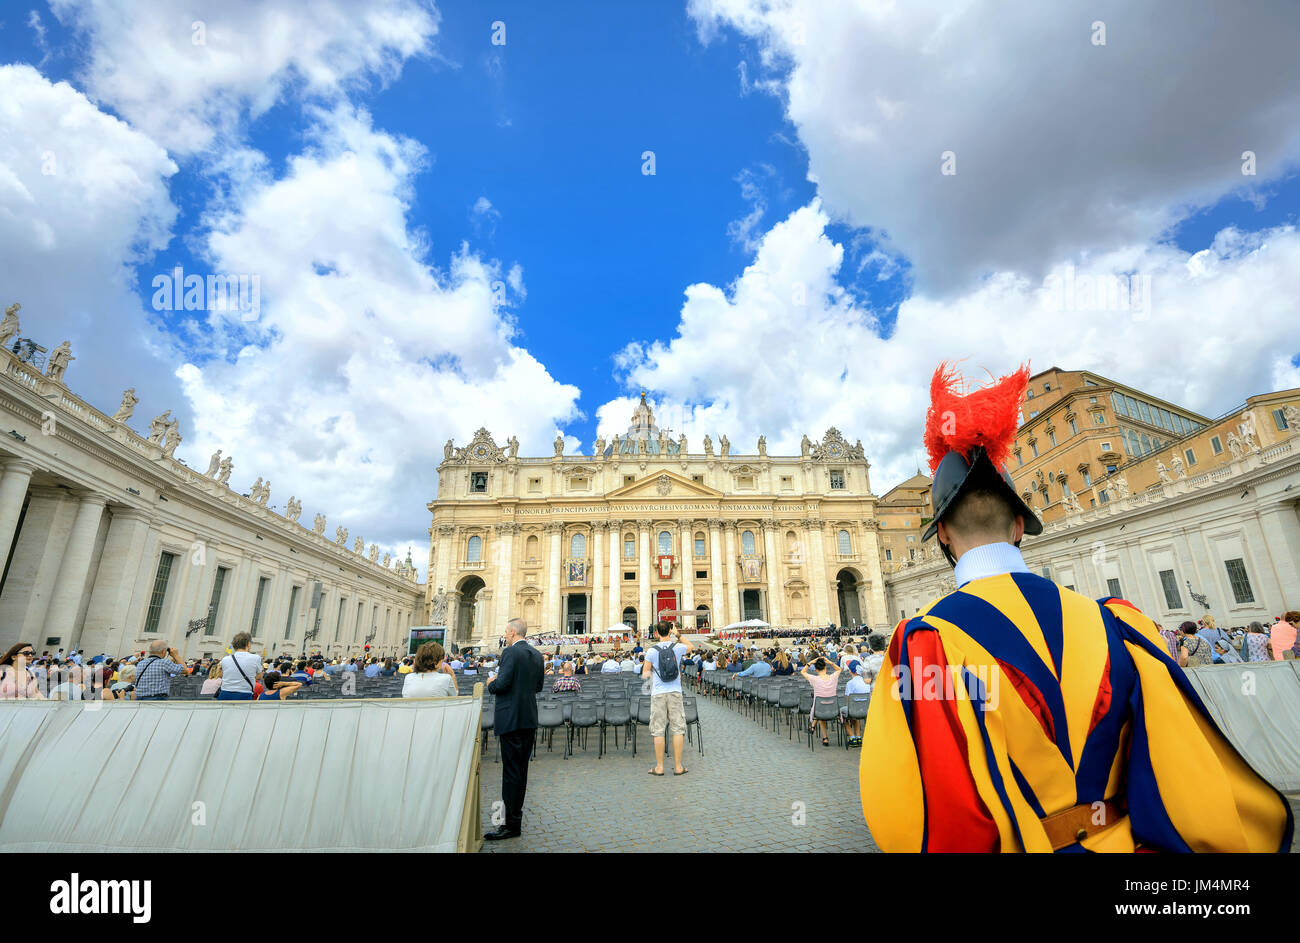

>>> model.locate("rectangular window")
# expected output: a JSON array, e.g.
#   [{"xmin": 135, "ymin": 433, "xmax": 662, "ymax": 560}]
[
  {"xmin": 1016, "ymin": 452, "xmax": 1023, "ymax": 467},
  {"xmin": 884, "ymin": 549, "xmax": 892, "ymax": 561},
  {"xmin": 1030, "ymin": 442, "xmax": 1039, "ymax": 458},
  {"xmin": 829, "ymin": 470, "xmax": 845, "ymax": 490},
  {"xmin": 695, "ymin": 570, "xmax": 707, "ymax": 579},
  {"xmin": 1158, "ymin": 570, "xmax": 1182, "ymax": 609},
  {"xmin": 1138, "ymin": 401, "xmax": 1153, "ymax": 425},
  {"xmin": 1106, "ymin": 578, "xmax": 1122, "ymax": 598},
  {"xmin": 356, "ymin": 601, "xmax": 364, "ymax": 639},
  {"xmin": 623, "ymin": 475, "xmax": 635, "ymax": 487},
  {"xmin": 142, "ymin": 552, "xmax": 176, "ymax": 634},
  {"xmin": 249, "ymin": 576, "xmax": 271, "ymax": 637},
  {"xmin": 1100, "ymin": 441, "xmax": 1111, "ymax": 452},
  {"xmin": 204, "ymin": 566, "xmax": 229, "ymax": 636},
  {"xmin": 528, "ymin": 477, "xmax": 541, "ymax": 492},
  {"xmin": 1211, "ymin": 436, "xmax": 1222, "ymax": 454},
  {"xmin": 1111, "ymin": 392, "xmax": 1126, "ymax": 416},
  {"xmin": 1026, "ymin": 389, "xmax": 1034, "ymax": 399},
  {"xmin": 1224, "ymin": 558, "xmax": 1254, "ymax": 604},
  {"xmin": 1068, "ymin": 418, "xmax": 1078, "ymax": 436},
  {"xmin": 738, "ymin": 475, "xmax": 755, "ymax": 489},
  {"xmin": 284, "ymin": 585, "xmax": 301, "ymax": 639},
  {"xmin": 694, "ymin": 536, "xmax": 705, "ymax": 556},
  {"xmin": 624, "ymin": 571, "xmax": 635, "ymax": 581},
  {"xmin": 1098, "ymin": 490, "xmax": 1109, "ymax": 504},
  {"xmin": 334, "ymin": 598, "xmax": 346, "ymax": 643},
  {"xmin": 470, "ymin": 472, "xmax": 487, "ymax": 493},
  {"xmin": 1274, "ymin": 408, "xmax": 1290, "ymax": 431},
  {"xmin": 623, "ymin": 538, "xmax": 634, "ymax": 559},
  {"xmin": 1049, "ymin": 431, "xmax": 1057, "ymax": 447},
  {"xmin": 780, "ymin": 475, "xmax": 792, "ymax": 490},
  {"xmin": 1082, "ymin": 470, "xmax": 1092, "ymax": 487},
  {"xmin": 1184, "ymin": 448, "xmax": 1196, "ymax": 467},
  {"xmin": 1029, "ymin": 410, "xmax": 1039, "ymax": 419},
  {"xmin": 1041, "ymin": 566, "xmax": 1051, "ymax": 580},
  {"xmin": 692, "ymin": 474, "xmax": 704, "ymax": 483}
]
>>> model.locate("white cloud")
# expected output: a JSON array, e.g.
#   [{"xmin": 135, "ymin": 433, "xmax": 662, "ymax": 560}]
[
  {"xmin": 688, "ymin": 0, "xmax": 1300, "ymax": 293},
  {"xmin": 49, "ymin": 0, "xmax": 438, "ymax": 154},
  {"xmin": 606, "ymin": 201, "xmax": 1300, "ymax": 492},
  {"xmin": 0, "ymin": 64, "xmax": 182, "ymax": 412},
  {"xmin": 174, "ymin": 106, "xmax": 582, "ymax": 566}
]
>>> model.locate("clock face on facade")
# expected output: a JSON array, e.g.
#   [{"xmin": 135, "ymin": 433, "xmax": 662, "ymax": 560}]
[
  {"xmin": 827, "ymin": 442, "xmax": 844, "ymax": 457},
  {"xmin": 472, "ymin": 444, "xmax": 490, "ymax": 459}
]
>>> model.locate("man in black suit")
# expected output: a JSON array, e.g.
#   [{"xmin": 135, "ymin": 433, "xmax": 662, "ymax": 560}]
[{"xmin": 484, "ymin": 617, "xmax": 544, "ymax": 840}]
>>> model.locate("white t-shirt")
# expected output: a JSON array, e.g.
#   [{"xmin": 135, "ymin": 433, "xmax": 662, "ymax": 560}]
[
  {"xmin": 402, "ymin": 671, "xmax": 457, "ymax": 698},
  {"xmin": 846, "ymin": 676, "xmax": 872, "ymax": 696},
  {"xmin": 702, "ymin": 659, "xmax": 716, "ymax": 671},
  {"xmin": 601, "ymin": 660, "xmax": 621, "ymax": 673},
  {"xmin": 219, "ymin": 651, "xmax": 262, "ymax": 694},
  {"xmin": 620, "ymin": 658, "xmax": 636, "ymax": 672},
  {"xmin": 646, "ymin": 642, "xmax": 689, "ymax": 695}
]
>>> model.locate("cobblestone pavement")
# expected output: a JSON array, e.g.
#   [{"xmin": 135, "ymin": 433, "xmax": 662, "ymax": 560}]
[
  {"xmin": 479, "ymin": 688, "xmax": 1300, "ymax": 854},
  {"xmin": 480, "ymin": 688, "xmax": 876, "ymax": 853}
]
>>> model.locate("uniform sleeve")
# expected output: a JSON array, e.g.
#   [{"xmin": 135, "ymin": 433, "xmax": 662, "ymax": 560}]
[{"xmin": 906, "ymin": 629, "xmax": 1001, "ymax": 852}]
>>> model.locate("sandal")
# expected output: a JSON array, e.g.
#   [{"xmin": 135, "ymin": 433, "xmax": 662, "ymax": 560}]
[
  {"xmin": 822, "ymin": 738, "xmax": 829, "ymax": 746},
  {"xmin": 674, "ymin": 767, "xmax": 689, "ymax": 776},
  {"xmin": 647, "ymin": 769, "xmax": 664, "ymax": 776}
]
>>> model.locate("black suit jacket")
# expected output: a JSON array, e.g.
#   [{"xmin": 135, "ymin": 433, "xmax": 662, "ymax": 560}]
[{"xmin": 488, "ymin": 640, "xmax": 545, "ymax": 735}]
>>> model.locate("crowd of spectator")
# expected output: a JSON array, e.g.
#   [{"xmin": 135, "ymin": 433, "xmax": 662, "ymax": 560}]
[{"xmin": 1157, "ymin": 612, "xmax": 1300, "ymax": 667}]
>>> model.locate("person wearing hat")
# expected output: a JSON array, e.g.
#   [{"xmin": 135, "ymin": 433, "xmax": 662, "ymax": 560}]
[{"xmin": 860, "ymin": 362, "xmax": 1292, "ymax": 853}]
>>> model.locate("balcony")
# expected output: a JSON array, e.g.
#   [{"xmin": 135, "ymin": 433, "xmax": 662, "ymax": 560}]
[{"xmin": 460, "ymin": 560, "xmax": 486, "ymax": 571}]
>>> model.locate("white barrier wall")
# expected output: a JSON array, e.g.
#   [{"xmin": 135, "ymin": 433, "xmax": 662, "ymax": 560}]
[
  {"xmin": 1185, "ymin": 661, "xmax": 1300, "ymax": 793},
  {"xmin": 0, "ymin": 698, "xmax": 482, "ymax": 853}
]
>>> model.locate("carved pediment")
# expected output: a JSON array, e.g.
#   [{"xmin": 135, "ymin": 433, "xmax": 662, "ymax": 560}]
[
  {"xmin": 454, "ymin": 428, "xmax": 506, "ymax": 464},
  {"xmin": 605, "ymin": 470, "xmax": 723, "ymax": 499},
  {"xmin": 811, "ymin": 426, "xmax": 857, "ymax": 462}
]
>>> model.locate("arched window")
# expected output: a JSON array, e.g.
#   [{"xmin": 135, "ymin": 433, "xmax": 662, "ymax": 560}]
[
  {"xmin": 658, "ymin": 530, "xmax": 671, "ymax": 554},
  {"xmin": 622, "ymin": 606, "xmax": 637, "ymax": 631},
  {"xmin": 525, "ymin": 534, "xmax": 539, "ymax": 561},
  {"xmin": 695, "ymin": 605, "xmax": 710, "ymax": 629},
  {"xmin": 837, "ymin": 529, "xmax": 852, "ymax": 555},
  {"xmin": 570, "ymin": 533, "xmax": 586, "ymax": 559},
  {"xmin": 623, "ymin": 534, "xmax": 635, "ymax": 559},
  {"xmin": 741, "ymin": 530, "xmax": 756, "ymax": 555},
  {"xmin": 466, "ymin": 535, "xmax": 482, "ymax": 563},
  {"xmin": 694, "ymin": 532, "xmax": 705, "ymax": 557}
]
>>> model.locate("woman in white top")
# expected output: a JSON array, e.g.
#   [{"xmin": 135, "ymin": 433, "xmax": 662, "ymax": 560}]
[{"xmin": 402, "ymin": 641, "xmax": 458, "ymax": 698}]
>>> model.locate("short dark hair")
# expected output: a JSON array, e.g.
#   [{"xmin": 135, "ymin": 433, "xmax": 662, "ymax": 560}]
[
  {"xmin": 942, "ymin": 486, "xmax": 1016, "ymax": 540},
  {"xmin": 655, "ymin": 621, "xmax": 672, "ymax": 637},
  {"xmin": 1179, "ymin": 621, "xmax": 1198, "ymax": 634},
  {"xmin": 263, "ymin": 670, "xmax": 281, "ymax": 690},
  {"xmin": 231, "ymin": 632, "xmax": 252, "ymax": 650}
]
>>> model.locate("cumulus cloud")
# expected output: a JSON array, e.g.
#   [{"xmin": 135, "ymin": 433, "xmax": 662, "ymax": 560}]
[
  {"xmin": 175, "ymin": 106, "xmax": 582, "ymax": 563},
  {"xmin": 0, "ymin": 64, "xmax": 181, "ymax": 411},
  {"xmin": 49, "ymin": 0, "xmax": 438, "ymax": 154},
  {"xmin": 688, "ymin": 0, "xmax": 1300, "ymax": 293},
  {"xmin": 608, "ymin": 201, "xmax": 1300, "ymax": 492}
]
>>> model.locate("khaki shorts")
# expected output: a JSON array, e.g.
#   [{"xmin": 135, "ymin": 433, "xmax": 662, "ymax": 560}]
[{"xmin": 650, "ymin": 691, "xmax": 686, "ymax": 737}]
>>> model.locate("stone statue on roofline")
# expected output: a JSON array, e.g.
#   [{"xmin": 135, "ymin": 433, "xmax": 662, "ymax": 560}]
[
  {"xmin": 0, "ymin": 303, "xmax": 20, "ymax": 350},
  {"xmin": 45, "ymin": 341, "xmax": 74, "ymax": 383},
  {"xmin": 148, "ymin": 410, "xmax": 171, "ymax": 444},
  {"xmin": 757, "ymin": 435, "xmax": 767, "ymax": 456},
  {"xmin": 112, "ymin": 388, "xmax": 138, "ymax": 423},
  {"xmin": 508, "ymin": 435, "xmax": 519, "ymax": 459},
  {"xmin": 217, "ymin": 456, "xmax": 233, "ymax": 485},
  {"xmin": 313, "ymin": 513, "xmax": 326, "ymax": 535},
  {"xmin": 205, "ymin": 450, "xmax": 222, "ymax": 476}
]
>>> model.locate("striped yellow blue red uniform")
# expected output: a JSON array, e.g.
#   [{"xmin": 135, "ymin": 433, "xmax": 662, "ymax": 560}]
[{"xmin": 859, "ymin": 571, "xmax": 1293, "ymax": 852}]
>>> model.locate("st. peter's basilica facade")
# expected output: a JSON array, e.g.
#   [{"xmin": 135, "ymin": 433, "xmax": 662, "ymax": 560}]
[{"xmin": 426, "ymin": 395, "xmax": 888, "ymax": 645}]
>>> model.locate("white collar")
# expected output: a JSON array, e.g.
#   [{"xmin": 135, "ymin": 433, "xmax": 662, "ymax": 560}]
[{"xmin": 953, "ymin": 542, "xmax": 1032, "ymax": 588}]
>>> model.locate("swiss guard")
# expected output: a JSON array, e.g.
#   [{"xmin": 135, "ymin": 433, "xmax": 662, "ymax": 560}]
[{"xmin": 860, "ymin": 362, "xmax": 1292, "ymax": 852}]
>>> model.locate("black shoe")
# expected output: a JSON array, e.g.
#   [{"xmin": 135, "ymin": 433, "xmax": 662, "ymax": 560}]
[{"xmin": 483, "ymin": 826, "xmax": 521, "ymax": 841}]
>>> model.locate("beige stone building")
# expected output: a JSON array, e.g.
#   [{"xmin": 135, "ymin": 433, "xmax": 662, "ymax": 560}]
[
  {"xmin": 426, "ymin": 396, "xmax": 889, "ymax": 645},
  {"xmin": 0, "ymin": 309, "xmax": 422, "ymax": 660},
  {"xmin": 875, "ymin": 472, "xmax": 933, "ymax": 568},
  {"xmin": 885, "ymin": 376, "xmax": 1300, "ymax": 630}
]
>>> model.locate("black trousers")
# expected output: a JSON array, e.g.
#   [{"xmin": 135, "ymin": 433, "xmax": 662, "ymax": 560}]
[{"xmin": 498, "ymin": 728, "xmax": 535, "ymax": 831}]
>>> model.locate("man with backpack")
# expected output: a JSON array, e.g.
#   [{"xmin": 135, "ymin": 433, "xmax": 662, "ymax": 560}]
[{"xmin": 642, "ymin": 621, "xmax": 692, "ymax": 776}]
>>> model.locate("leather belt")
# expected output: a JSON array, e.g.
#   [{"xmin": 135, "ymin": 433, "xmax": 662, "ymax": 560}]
[{"xmin": 1040, "ymin": 797, "xmax": 1125, "ymax": 850}]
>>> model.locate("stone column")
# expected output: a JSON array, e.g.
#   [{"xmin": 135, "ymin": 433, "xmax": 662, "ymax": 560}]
[
  {"xmin": 1256, "ymin": 504, "xmax": 1300, "ymax": 613},
  {"xmin": 678, "ymin": 519, "xmax": 694, "ymax": 627},
  {"xmin": 862, "ymin": 521, "xmax": 887, "ymax": 630},
  {"xmin": 707, "ymin": 519, "xmax": 724, "ymax": 629},
  {"xmin": 607, "ymin": 520, "xmax": 622, "ymax": 628},
  {"xmin": 591, "ymin": 522, "xmax": 606, "ymax": 631},
  {"xmin": 545, "ymin": 523, "xmax": 563, "ymax": 635},
  {"xmin": 432, "ymin": 524, "xmax": 455, "ymax": 617},
  {"xmin": 494, "ymin": 523, "xmax": 516, "ymax": 637},
  {"xmin": 0, "ymin": 459, "xmax": 36, "ymax": 566},
  {"xmin": 79, "ymin": 507, "xmax": 153, "ymax": 655},
  {"xmin": 762, "ymin": 521, "xmax": 783, "ymax": 627},
  {"xmin": 0, "ymin": 486, "xmax": 77, "ymax": 647},
  {"xmin": 42, "ymin": 491, "xmax": 108, "ymax": 644},
  {"xmin": 638, "ymin": 522, "xmax": 652, "ymax": 633},
  {"xmin": 723, "ymin": 522, "xmax": 739, "ymax": 626},
  {"xmin": 807, "ymin": 520, "xmax": 831, "ymax": 624}
]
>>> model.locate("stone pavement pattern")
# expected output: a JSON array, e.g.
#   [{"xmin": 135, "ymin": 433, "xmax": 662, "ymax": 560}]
[
  {"xmin": 479, "ymin": 686, "xmax": 1300, "ymax": 853},
  {"xmin": 480, "ymin": 688, "xmax": 877, "ymax": 853}
]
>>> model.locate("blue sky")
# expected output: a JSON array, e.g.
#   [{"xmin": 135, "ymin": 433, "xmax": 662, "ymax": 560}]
[{"xmin": 3, "ymin": 0, "xmax": 1300, "ymax": 569}]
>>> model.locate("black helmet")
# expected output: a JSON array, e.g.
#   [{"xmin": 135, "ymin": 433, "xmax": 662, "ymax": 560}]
[{"xmin": 922, "ymin": 445, "xmax": 1042, "ymax": 545}]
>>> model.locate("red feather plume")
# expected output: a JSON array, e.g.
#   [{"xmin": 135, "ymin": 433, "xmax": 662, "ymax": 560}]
[{"xmin": 923, "ymin": 362, "xmax": 1031, "ymax": 475}]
